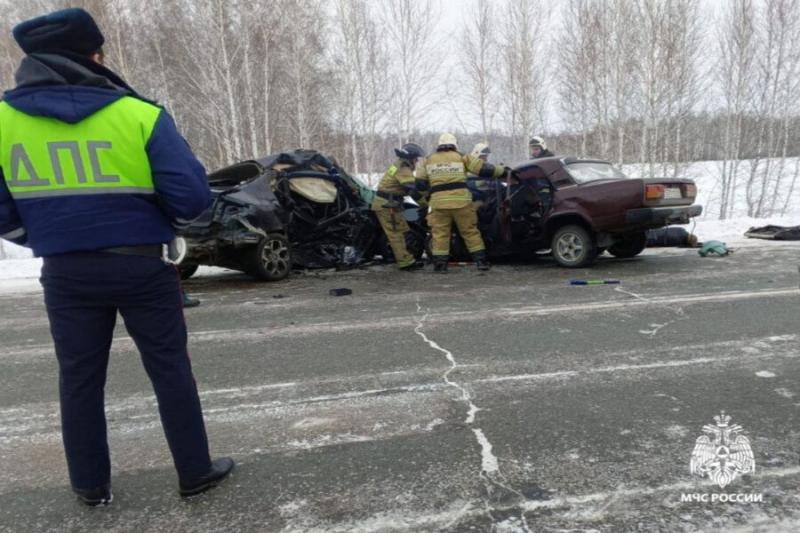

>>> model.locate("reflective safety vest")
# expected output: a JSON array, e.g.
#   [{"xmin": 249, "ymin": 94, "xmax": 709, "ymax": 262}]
[{"xmin": 0, "ymin": 96, "xmax": 161, "ymax": 200}]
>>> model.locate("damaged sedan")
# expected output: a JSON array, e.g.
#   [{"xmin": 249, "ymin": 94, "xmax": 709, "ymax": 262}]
[
  {"xmin": 178, "ymin": 150, "xmax": 425, "ymax": 281},
  {"xmin": 459, "ymin": 157, "xmax": 703, "ymax": 267}
]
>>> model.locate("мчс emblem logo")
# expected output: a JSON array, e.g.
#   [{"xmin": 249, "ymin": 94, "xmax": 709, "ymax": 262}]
[{"xmin": 690, "ymin": 411, "xmax": 755, "ymax": 488}]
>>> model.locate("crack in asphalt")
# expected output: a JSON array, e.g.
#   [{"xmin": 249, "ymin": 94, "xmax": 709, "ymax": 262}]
[{"xmin": 414, "ymin": 300, "xmax": 533, "ymax": 533}]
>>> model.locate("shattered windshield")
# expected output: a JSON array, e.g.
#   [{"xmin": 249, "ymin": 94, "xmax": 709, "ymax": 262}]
[{"xmin": 566, "ymin": 162, "xmax": 629, "ymax": 183}]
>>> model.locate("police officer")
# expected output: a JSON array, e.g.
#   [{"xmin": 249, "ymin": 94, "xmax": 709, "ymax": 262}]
[
  {"xmin": 0, "ymin": 8, "xmax": 233, "ymax": 505},
  {"xmin": 372, "ymin": 143, "xmax": 426, "ymax": 270},
  {"xmin": 529, "ymin": 136, "xmax": 555, "ymax": 159},
  {"xmin": 416, "ymin": 133, "xmax": 508, "ymax": 272}
]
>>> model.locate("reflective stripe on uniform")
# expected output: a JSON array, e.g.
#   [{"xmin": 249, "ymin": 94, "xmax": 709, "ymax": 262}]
[
  {"xmin": 420, "ymin": 151, "xmax": 472, "ymax": 209},
  {"xmin": 1, "ymin": 227, "xmax": 25, "ymax": 240},
  {"xmin": 9, "ymin": 186, "xmax": 155, "ymax": 199}
]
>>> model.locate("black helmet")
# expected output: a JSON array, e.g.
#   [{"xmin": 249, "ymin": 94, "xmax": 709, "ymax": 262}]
[{"xmin": 394, "ymin": 143, "xmax": 425, "ymax": 161}]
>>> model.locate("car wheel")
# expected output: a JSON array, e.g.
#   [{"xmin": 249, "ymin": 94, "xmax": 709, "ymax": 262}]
[
  {"xmin": 249, "ymin": 234, "xmax": 291, "ymax": 281},
  {"xmin": 178, "ymin": 264, "xmax": 199, "ymax": 280},
  {"xmin": 608, "ymin": 231, "xmax": 647, "ymax": 258},
  {"xmin": 551, "ymin": 225, "xmax": 597, "ymax": 268}
]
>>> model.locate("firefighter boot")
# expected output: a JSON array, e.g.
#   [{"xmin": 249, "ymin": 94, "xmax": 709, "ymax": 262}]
[
  {"xmin": 472, "ymin": 250, "xmax": 490, "ymax": 271},
  {"xmin": 432, "ymin": 255, "xmax": 449, "ymax": 273},
  {"xmin": 399, "ymin": 260, "xmax": 425, "ymax": 271}
]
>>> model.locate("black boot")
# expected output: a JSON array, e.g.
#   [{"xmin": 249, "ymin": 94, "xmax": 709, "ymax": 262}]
[
  {"xmin": 472, "ymin": 251, "xmax": 490, "ymax": 271},
  {"xmin": 179, "ymin": 457, "xmax": 235, "ymax": 498},
  {"xmin": 399, "ymin": 260, "xmax": 425, "ymax": 271},
  {"xmin": 432, "ymin": 255, "xmax": 449, "ymax": 273},
  {"xmin": 183, "ymin": 293, "xmax": 201, "ymax": 308},
  {"xmin": 73, "ymin": 484, "xmax": 112, "ymax": 507}
]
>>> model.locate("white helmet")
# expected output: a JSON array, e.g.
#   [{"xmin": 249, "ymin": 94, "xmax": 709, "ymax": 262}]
[
  {"xmin": 438, "ymin": 133, "xmax": 458, "ymax": 150},
  {"xmin": 470, "ymin": 142, "xmax": 490, "ymax": 159},
  {"xmin": 529, "ymin": 135, "xmax": 547, "ymax": 150}
]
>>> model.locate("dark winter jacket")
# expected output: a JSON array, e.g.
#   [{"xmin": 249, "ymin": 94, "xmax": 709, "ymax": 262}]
[
  {"xmin": 0, "ymin": 53, "xmax": 210, "ymax": 256},
  {"xmin": 531, "ymin": 148, "xmax": 555, "ymax": 159}
]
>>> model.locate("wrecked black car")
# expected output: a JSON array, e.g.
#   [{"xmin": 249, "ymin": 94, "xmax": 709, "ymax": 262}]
[{"xmin": 178, "ymin": 150, "xmax": 425, "ymax": 281}]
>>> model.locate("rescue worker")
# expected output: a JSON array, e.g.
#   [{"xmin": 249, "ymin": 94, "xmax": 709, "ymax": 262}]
[
  {"xmin": 0, "ymin": 8, "xmax": 233, "ymax": 505},
  {"xmin": 372, "ymin": 143, "xmax": 426, "ymax": 270},
  {"xmin": 417, "ymin": 133, "xmax": 509, "ymax": 272},
  {"xmin": 529, "ymin": 136, "xmax": 555, "ymax": 159},
  {"xmin": 471, "ymin": 142, "xmax": 491, "ymax": 161},
  {"xmin": 466, "ymin": 142, "xmax": 497, "ymax": 210},
  {"xmin": 467, "ymin": 142, "xmax": 493, "ymax": 193}
]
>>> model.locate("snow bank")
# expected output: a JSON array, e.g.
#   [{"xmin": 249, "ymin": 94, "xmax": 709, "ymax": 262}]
[
  {"xmin": 623, "ymin": 158, "xmax": 800, "ymax": 221},
  {"xmin": 0, "ymin": 242, "xmax": 32, "ymax": 260},
  {"xmin": 0, "ymin": 258, "xmax": 42, "ymax": 294},
  {"xmin": 0, "ymin": 257, "xmax": 236, "ymax": 294}
]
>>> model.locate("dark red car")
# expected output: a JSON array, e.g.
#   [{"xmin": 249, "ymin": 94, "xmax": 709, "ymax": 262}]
[{"xmin": 460, "ymin": 156, "xmax": 702, "ymax": 267}]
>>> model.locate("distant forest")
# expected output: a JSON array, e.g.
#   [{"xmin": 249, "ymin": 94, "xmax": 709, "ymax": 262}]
[{"xmin": 2, "ymin": 0, "xmax": 799, "ymax": 221}]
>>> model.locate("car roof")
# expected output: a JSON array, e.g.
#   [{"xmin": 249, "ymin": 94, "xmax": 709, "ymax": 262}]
[{"xmin": 513, "ymin": 157, "xmax": 613, "ymax": 173}]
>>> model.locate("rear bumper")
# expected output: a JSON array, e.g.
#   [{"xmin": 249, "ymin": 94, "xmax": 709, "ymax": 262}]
[{"xmin": 625, "ymin": 204, "xmax": 703, "ymax": 225}]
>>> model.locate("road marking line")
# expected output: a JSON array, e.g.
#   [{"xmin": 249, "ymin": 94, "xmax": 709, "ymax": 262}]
[
  {"xmin": 2, "ymin": 334, "xmax": 797, "ymax": 433},
  {"xmin": 1, "ymin": 288, "xmax": 796, "ymax": 358}
]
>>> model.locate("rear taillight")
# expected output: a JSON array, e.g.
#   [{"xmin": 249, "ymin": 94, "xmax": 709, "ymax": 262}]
[
  {"xmin": 684, "ymin": 184, "xmax": 697, "ymax": 198},
  {"xmin": 645, "ymin": 184, "xmax": 665, "ymax": 200}
]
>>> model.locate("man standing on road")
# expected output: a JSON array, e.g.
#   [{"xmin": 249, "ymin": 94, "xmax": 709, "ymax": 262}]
[
  {"xmin": 372, "ymin": 143, "xmax": 426, "ymax": 271},
  {"xmin": 417, "ymin": 133, "xmax": 508, "ymax": 272},
  {"xmin": 0, "ymin": 8, "xmax": 233, "ymax": 505},
  {"xmin": 529, "ymin": 136, "xmax": 555, "ymax": 159}
]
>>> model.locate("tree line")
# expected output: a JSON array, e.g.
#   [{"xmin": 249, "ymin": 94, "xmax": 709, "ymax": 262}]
[{"xmin": 1, "ymin": 0, "xmax": 799, "ymax": 220}]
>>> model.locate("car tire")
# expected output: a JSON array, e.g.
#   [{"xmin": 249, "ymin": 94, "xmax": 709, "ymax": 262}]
[
  {"xmin": 551, "ymin": 225, "xmax": 597, "ymax": 268},
  {"xmin": 178, "ymin": 264, "xmax": 199, "ymax": 280},
  {"xmin": 608, "ymin": 231, "xmax": 647, "ymax": 258},
  {"xmin": 248, "ymin": 234, "xmax": 291, "ymax": 281}
]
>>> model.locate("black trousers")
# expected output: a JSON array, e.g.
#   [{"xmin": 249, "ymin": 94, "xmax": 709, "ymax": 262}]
[{"xmin": 40, "ymin": 252, "xmax": 212, "ymax": 490}]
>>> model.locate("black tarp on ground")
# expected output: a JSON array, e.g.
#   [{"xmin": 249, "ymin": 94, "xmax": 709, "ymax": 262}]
[{"xmin": 745, "ymin": 225, "xmax": 800, "ymax": 240}]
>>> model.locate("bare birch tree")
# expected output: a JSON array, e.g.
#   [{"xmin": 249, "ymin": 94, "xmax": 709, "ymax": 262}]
[
  {"xmin": 461, "ymin": 0, "xmax": 499, "ymax": 142},
  {"xmin": 381, "ymin": 0, "xmax": 440, "ymax": 144},
  {"xmin": 717, "ymin": 0, "xmax": 758, "ymax": 219},
  {"xmin": 502, "ymin": 0, "xmax": 550, "ymax": 159}
]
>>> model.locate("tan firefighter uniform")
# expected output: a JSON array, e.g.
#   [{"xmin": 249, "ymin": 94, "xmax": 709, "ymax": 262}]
[
  {"xmin": 371, "ymin": 160, "xmax": 416, "ymax": 268},
  {"xmin": 416, "ymin": 149, "xmax": 505, "ymax": 259}
]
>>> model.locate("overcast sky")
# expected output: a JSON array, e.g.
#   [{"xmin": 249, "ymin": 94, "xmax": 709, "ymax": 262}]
[{"xmin": 420, "ymin": 0, "xmax": 729, "ymax": 136}]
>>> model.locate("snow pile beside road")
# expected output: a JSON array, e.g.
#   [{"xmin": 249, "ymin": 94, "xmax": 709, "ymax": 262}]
[
  {"xmin": 0, "ymin": 241, "xmax": 32, "ymax": 259},
  {"xmin": 692, "ymin": 216, "xmax": 800, "ymax": 248},
  {"xmin": 0, "ymin": 258, "xmax": 233, "ymax": 294},
  {"xmin": 0, "ymin": 258, "xmax": 42, "ymax": 294}
]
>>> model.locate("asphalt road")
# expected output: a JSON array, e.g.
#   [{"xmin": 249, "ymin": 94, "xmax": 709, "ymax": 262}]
[{"xmin": 0, "ymin": 245, "xmax": 799, "ymax": 532}]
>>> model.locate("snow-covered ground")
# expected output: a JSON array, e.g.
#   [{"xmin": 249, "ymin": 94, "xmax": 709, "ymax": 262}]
[{"xmin": 623, "ymin": 157, "xmax": 800, "ymax": 221}]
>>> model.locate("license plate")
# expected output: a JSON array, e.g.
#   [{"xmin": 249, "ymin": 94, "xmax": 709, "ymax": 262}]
[{"xmin": 664, "ymin": 187, "xmax": 682, "ymax": 199}]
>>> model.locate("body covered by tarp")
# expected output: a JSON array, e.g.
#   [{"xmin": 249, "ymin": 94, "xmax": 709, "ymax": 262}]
[{"xmin": 745, "ymin": 225, "xmax": 800, "ymax": 241}]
